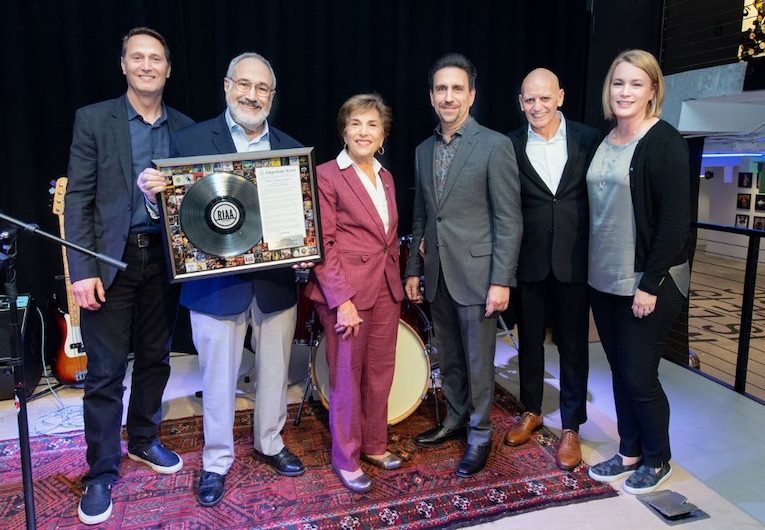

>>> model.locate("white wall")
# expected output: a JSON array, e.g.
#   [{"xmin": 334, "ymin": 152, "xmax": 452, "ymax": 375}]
[{"xmin": 698, "ymin": 160, "xmax": 765, "ymax": 262}]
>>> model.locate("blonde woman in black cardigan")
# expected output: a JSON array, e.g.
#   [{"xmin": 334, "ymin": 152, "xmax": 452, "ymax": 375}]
[{"xmin": 585, "ymin": 49, "xmax": 691, "ymax": 495}]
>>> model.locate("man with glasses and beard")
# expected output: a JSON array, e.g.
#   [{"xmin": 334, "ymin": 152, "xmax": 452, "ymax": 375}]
[{"xmin": 140, "ymin": 52, "xmax": 307, "ymax": 508}]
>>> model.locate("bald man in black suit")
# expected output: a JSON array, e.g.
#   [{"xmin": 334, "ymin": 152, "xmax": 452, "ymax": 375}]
[{"xmin": 505, "ymin": 68, "xmax": 601, "ymax": 471}]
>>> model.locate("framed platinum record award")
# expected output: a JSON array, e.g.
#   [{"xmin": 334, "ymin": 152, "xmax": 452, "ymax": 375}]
[{"xmin": 153, "ymin": 147, "xmax": 322, "ymax": 282}]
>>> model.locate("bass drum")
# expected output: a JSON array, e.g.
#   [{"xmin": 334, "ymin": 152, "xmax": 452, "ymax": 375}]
[{"xmin": 311, "ymin": 307, "xmax": 431, "ymax": 425}]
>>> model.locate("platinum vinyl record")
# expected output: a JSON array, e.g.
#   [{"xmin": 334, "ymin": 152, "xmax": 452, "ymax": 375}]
[{"xmin": 179, "ymin": 172, "xmax": 262, "ymax": 257}]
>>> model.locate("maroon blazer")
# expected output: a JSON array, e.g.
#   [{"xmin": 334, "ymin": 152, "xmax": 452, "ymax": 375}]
[{"xmin": 305, "ymin": 159, "xmax": 404, "ymax": 310}]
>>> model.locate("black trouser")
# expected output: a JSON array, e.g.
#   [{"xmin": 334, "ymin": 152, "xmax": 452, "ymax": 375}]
[
  {"xmin": 515, "ymin": 275, "xmax": 589, "ymax": 430},
  {"xmin": 81, "ymin": 238, "xmax": 179, "ymax": 486},
  {"xmin": 589, "ymin": 277, "xmax": 684, "ymax": 468}
]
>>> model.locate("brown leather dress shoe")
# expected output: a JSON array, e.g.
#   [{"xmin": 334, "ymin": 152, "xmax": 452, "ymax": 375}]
[
  {"xmin": 504, "ymin": 412, "xmax": 543, "ymax": 446},
  {"xmin": 556, "ymin": 429, "xmax": 582, "ymax": 470}
]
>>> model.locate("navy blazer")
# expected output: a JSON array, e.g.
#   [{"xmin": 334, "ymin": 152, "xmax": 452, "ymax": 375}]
[
  {"xmin": 65, "ymin": 94, "xmax": 194, "ymax": 290},
  {"xmin": 507, "ymin": 120, "xmax": 601, "ymax": 284},
  {"xmin": 173, "ymin": 114, "xmax": 302, "ymax": 316}
]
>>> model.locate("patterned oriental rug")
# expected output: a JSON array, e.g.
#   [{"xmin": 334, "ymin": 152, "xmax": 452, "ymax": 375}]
[{"xmin": 0, "ymin": 386, "xmax": 616, "ymax": 529}]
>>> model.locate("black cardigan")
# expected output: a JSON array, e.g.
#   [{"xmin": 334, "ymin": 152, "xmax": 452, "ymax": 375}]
[{"xmin": 629, "ymin": 119, "xmax": 691, "ymax": 295}]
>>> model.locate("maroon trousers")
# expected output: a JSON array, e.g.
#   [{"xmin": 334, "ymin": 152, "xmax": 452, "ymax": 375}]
[{"xmin": 314, "ymin": 290, "xmax": 400, "ymax": 471}]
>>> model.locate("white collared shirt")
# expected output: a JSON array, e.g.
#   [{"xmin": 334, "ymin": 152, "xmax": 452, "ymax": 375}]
[
  {"xmin": 225, "ymin": 109, "xmax": 271, "ymax": 152},
  {"xmin": 526, "ymin": 111, "xmax": 568, "ymax": 194},
  {"xmin": 336, "ymin": 149, "xmax": 390, "ymax": 233}
]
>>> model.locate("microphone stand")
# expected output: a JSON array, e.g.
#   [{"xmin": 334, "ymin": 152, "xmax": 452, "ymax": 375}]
[{"xmin": 0, "ymin": 211, "xmax": 126, "ymax": 530}]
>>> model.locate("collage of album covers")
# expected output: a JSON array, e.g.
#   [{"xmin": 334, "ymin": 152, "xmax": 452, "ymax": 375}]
[{"xmin": 153, "ymin": 148, "xmax": 322, "ymax": 282}]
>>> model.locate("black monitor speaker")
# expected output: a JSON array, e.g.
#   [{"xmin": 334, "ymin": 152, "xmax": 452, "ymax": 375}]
[{"xmin": 0, "ymin": 295, "xmax": 43, "ymax": 401}]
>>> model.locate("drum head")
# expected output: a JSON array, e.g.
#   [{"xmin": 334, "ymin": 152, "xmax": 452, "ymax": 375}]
[{"xmin": 311, "ymin": 319, "xmax": 430, "ymax": 425}]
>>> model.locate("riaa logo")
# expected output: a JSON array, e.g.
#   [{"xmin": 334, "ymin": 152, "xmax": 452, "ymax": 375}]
[{"xmin": 209, "ymin": 200, "xmax": 240, "ymax": 230}]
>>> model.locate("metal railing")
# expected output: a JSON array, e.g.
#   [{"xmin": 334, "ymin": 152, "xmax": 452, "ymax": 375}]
[{"xmin": 690, "ymin": 222, "xmax": 765, "ymax": 403}]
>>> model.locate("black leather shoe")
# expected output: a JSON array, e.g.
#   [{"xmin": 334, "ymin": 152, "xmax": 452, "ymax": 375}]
[
  {"xmin": 413, "ymin": 425, "xmax": 467, "ymax": 447},
  {"xmin": 456, "ymin": 443, "xmax": 491, "ymax": 477},
  {"xmin": 253, "ymin": 447, "xmax": 305, "ymax": 476},
  {"xmin": 197, "ymin": 471, "xmax": 225, "ymax": 507}
]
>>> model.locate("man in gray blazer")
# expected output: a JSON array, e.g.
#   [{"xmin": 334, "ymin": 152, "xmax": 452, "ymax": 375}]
[
  {"xmin": 505, "ymin": 68, "xmax": 601, "ymax": 471},
  {"xmin": 65, "ymin": 27, "xmax": 193, "ymax": 525},
  {"xmin": 405, "ymin": 53, "xmax": 522, "ymax": 477}
]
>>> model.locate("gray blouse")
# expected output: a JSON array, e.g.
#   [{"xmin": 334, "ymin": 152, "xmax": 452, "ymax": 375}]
[
  {"xmin": 587, "ymin": 133, "xmax": 690, "ymax": 297},
  {"xmin": 587, "ymin": 136, "xmax": 641, "ymax": 296}
]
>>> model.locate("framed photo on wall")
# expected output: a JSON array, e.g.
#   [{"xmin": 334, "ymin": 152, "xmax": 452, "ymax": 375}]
[
  {"xmin": 738, "ymin": 172, "xmax": 754, "ymax": 188},
  {"xmin": 737, "ymin": 193, "xmax": 752, "ymax": 209},
  {"xmin": 754, "ymin": 216, "xmax": 765, "ymax": 230},
  {"xmin": 756, "ymin": 195, "xmax": 765, "ymax": 211},
  {"xmin": 736, "ymin": 214, "xmax": 750, "ymax": 228},
  {"xmin": 153, "ymin": 147, "xmax": 323, "ymax": 283}
]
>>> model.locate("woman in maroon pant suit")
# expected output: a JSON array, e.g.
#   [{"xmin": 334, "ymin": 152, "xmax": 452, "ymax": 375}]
[{"xmin": 305, "ymin": 93, "xmax": 404, "ymax": 493}]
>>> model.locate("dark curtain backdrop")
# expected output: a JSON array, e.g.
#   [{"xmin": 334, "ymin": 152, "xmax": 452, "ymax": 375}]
[
  {"xmin": 0, "ymin": 0, "xmax": 595, "ymax": 305},
  {"xmin": 0, "ymin": 0, "xmax": 664, "ymax": 317}
]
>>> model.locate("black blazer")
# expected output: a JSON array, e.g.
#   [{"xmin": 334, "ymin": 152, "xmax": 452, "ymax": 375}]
[
  {"xmin": 174, "ymin": 113, "xmax": 302, "ymax": 316},
  {"xmin": 65, "ymin": 94, "xmax": 194, "ymax": 289},
  {"xmin": 508, "ymin": 119, "xmax": 601, "ymax": 284}
]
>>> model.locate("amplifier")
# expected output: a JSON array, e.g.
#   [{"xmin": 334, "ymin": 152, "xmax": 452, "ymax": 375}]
[{"xmin": 0, "ymin": 295, "xmax": 43, "ymax": 400}]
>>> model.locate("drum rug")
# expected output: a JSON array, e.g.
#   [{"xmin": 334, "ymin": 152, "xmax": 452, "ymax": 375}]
[{"xmin": 0, "ymin": 386, "xmax": 616, "ymax": 529}]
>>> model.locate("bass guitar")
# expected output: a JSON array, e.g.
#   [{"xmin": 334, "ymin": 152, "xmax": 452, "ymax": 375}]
[{"xmin": 51, "ymin": 177, "xmax": 87, "ymax": 384}]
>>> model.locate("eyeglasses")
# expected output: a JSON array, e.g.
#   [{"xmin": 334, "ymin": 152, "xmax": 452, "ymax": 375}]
[{"xmin": 227, "ymin": 78, "xmax": 274, "ymax": 97}]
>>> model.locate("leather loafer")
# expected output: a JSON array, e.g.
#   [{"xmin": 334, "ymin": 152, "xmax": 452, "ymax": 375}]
[
  {"xmin": 253, "ymin": 447, "xmax": 305, "ymax": 477},
  {"xmin": 556, "ymin": 429, "xmax": 582, "ymax": 471},
  {"xmin": 413, "ymin": 424, "xmax": 467, "ymax": 447},
  {"xmin": 456, "ymin": 443, "xmax": 491, "ymax": 477},
  {"xmin": 197, "ymin": 471, "xmax": 225, "ymax": 507},
  {"xmin": 361, "ymin": 452, "xmax": 403, "ymax": 470},
  {"xmin": 504, "ymin": 412, "xmax": 543, "ymax": 446},
  {"xmin": 333, "ymin": 465, "xmax": 372, "ymax": 493}
]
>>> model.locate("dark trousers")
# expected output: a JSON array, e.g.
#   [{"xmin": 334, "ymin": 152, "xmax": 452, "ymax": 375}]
[
  {"xmin": 431, "ymin": 272, "xmax": 498, "ymax": 447},
  {"xmin": 589, "ymin": 277, "xmax": 684, "ymax": 468},
  {"xmin": 81, "ymin": 240, "xmax": 179, "ymax": 486},
  {"xmin": 516, "ymin": 275, "xmax": 589, "ymax": 430}
]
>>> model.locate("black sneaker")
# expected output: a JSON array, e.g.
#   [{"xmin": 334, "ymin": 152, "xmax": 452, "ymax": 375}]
[
  {"xmin": 128, "ymin": 443, "xmax": 183, "ymax": 474},
  {"xmin": 588, "ymin": 454, "xmax": 641, "ymax": 482},
  {"xmin": 78, "ymin": 483, "xmax": 113, "ymax": 525},
  {"xmin": 623, "ymin": 462, "xmax": 672, "ymax": 494}
]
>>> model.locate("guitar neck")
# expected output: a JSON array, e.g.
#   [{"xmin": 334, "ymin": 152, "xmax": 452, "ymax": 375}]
[{"xmin": 58, "ymin": 215, "xmax": 80, "ymax": 327}]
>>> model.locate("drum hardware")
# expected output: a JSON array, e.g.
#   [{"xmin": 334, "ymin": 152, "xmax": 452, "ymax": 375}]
[
  {"xmin": 496, "ymin": 314, "xmax": 518, "ymax": 349},
  {"xmin": 293, "ymin": 331, "xmax": 321, "ymax": 427}
]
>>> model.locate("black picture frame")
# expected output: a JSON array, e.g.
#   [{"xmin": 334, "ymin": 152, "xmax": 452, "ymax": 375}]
[
  {"xmin": 736, "ymin": 214, "xmax": 750, "ymax": 228},
  {"xmin": 738, "ymin": 172, "xmax": 754, "ymax": 188},
  {"xmin": 153, "ymin": 147, "xmax": 322, "ymax": 283},
  {"xmin": 737, "ymin": 193, "xmax": 752, "ymax": 209},
  {"xmin": 756, "ymin": 194, "xmax": 765, "ymax": 212}
]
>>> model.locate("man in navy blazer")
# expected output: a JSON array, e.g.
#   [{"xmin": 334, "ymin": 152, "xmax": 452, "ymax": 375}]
[
  {"xmin": 504, "ymin": 68, "xmax": 601, "ymax": 470},
  {"xmin": 141, "ymin": 52, "xmax": 304, "ymax": 508},
  {"xmin": 66, "ymin": 27, "xmax": 193, "ymax": 525},
  {"xmin": 405, "ymin": 53, "xmax": 522, "ymax": 478}
]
